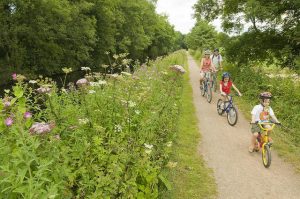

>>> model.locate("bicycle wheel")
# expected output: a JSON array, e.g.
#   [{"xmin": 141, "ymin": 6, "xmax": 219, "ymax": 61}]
[
  {"xmin": 262, "ymin": 144, "xmax": 272, "ymax": 168},
  {"xmin": 217, "ymin": 99, "xmax": 224, "ymax": 115},
  {"xmin": 206, "ymin": 83, "xmax": 212, "ymax": 103},
  {"xmin": 227, "ymin": 106, "xmax": 238, "ymax": 126},
  {"xmin": 212, "ymin": 75, "xmax": 217, "ymax": 92},
  {"xmin": 200, "ymin": 82, "xmax": 205, "ymax": 96}
]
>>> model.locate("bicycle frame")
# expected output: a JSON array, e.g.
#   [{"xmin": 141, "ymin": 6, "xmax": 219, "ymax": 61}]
[
  {"xmin": 256, "ymin": 121, "xmax": 276, "ymax": 168},
  {"xmin": 202, "ymin": 73, "xmax": 211, "ymax": 92},
  {"xmin": 223, "ymin": 95, "xmax": 233, "ymax": 113},
  {"xmin": 257, "ymin": 122, "xmax": 275, "ymax": 147}
]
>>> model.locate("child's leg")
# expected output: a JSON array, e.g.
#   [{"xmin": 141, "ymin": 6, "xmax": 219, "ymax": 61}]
[
  {"xmin": 199, "ymin": 72, "xmax": 205, "ymax": 85},
  {"xmin": 249, "ymin": 124, "xmax": 260, "ymax": 152}
]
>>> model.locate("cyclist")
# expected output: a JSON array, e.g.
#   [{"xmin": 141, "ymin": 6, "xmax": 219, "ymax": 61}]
[
  {"xmin": 248, "ymin": 92, "xmax": 280, "ymax": 153},
  {"xmin": 211, "ymin": 48, "xmax": 223, "ymax": 91},
  {"xmin": 211, "ymin": 48, "xmax": 223, "ymax": 71},
  {"xmin": 199, "ymin": 50, "xmax": 216, "ymax": 86},
  {"xmin": 219, "ymin": 72, "xmax": 242, "ymax": 106}
]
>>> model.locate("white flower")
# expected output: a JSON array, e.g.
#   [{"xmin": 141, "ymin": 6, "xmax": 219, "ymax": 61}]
[
  {"xmin": 90, "ymin": 82, "xmax": 100, "ymax": 87},
  {"xmin": 89, "ymin": 90, "xmax": 96, "ymax": 94},
  {"xmin": 29, "ymin": 80, "xmax": 37, "ymax": 84},
  {"xmin": 121, "ymin": 71, "xmax": 132, "ymax": 76},
  {"xmin": 61, "ymin": 88, "xmax": 67, "ymax": 93},
  {"xmin": 113, "ymin": 54, "xmax": 119, "ymax": 59},
  {"xmin": 166, "ymin": 141, "xmax": 172, "ymax": 147},
  {"xmin": 145, "ymin": 149, "xmax": 152, "ymax": 154},
  {"xmin": 62, "ymin": 67, "xmax": 72, "ymax": 74},
  {"xmin": 111, "ymin": 74, "xmax": 119, "ymax": 78},
  {"xmin": 144, "ymin": 143, "xmax": 153, "ymax": 149},
  {"xmin": 114, "ymin": 124, "xmax": 122, "ymax": 132},
  {"xmin": 78, "ymin": 118, "xmax": 89, "ymax": 125},
  {"xmin": 135, "ymin": 110, "xmax": 140, "ymax": 115},
  {"xmin": 128, "ymin": 101, "xmax": 136, "ymax": 108},
  {"xmin": 98, "ymin": 80, "xmax": 107, "ymax": 85},
  {"xmin": 81, "ymin": 67, "xmax": 91, "ymax": 71}
]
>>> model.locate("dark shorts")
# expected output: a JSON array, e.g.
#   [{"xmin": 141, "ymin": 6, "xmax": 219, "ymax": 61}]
[{"xmin": 251, "ymin": 124, "xmax": 261, "ymax": 134}]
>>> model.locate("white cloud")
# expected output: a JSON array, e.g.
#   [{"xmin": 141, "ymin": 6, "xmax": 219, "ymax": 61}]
[
  {"xmin": 156, "ymin": 0, "xmax": 198, "ymax": 34},
  {"xmin": 156, "ymin": 1, "xmax": 249, "ymax": 34}
]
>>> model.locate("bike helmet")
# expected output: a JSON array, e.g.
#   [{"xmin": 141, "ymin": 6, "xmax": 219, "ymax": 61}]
[
  {"xmin": 204, "ymin": 50, "xmax": 211, "ymax": 55},
  {"xmin": 214, "ymin": 48, "xmax": 219, "ymax": 52},
  {"xmin": 222, "ymin": 72, "xmax": 230, "ymax": 80},
  {"xmin": 259, "ymin": 92, "xmax": 272, "ymax": 99}
]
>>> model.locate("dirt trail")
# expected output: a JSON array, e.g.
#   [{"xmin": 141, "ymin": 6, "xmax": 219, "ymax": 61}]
[{"xmin": 188, "ymin": 55, "xmax": 300, "ymax": 199}]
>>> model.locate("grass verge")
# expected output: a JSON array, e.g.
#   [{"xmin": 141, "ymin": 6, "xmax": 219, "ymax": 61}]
[{"xmin": 161, "ymin": 53, "xmax": 217, "ymax": 198}]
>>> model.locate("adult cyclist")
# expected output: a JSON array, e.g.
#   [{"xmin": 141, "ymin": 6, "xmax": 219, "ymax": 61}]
[{"xmin": 211, "ymin": 48, "xmax": 223, "ymax": 92}]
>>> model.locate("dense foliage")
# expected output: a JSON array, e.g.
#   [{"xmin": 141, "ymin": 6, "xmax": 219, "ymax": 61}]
[
  {"xmin": 193, "ymin": 0, "xmax": 300, "ymax": 71},
  {"xmin": 185, "ymin": 20, "xmax": 218, "ymax": 51},
  {"xmin": 0, "ymin": 0, "xmax": 185, "ymax": 81},
  {"xmin": 0, "ymin": 51, "xmax": 187, "ymax": 198}
]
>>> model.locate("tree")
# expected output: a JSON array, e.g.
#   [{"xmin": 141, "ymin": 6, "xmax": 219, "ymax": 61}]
[{"xmin": 186, "ymin": 20, "xmax": 218, "ymax": 50}]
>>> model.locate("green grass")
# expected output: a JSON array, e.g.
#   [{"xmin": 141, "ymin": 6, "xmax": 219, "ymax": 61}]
[{"xmin": 161, "ymin": 54, "xmax": 217, "ymax": 199}]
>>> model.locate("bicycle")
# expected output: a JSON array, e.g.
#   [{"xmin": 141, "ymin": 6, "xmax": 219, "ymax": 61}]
[
  {"xmin": 211, "ymin": 72, "xmax": 217, "ymax": 93},
  {"xmin": 200, "ymin": 72, "xmax": 212, "ymax": 103},
  {"xmin": 251, "ymin": 121, "xmax": 280, "ymax": 168},
  {"xmin": 216, "ymin": 94, "xmax": 239, "ymax": 126}
]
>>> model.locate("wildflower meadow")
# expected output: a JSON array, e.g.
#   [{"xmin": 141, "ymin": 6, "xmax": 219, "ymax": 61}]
[{"xmin": 0, "ymin": 51, "xmax": 187, "ymax": 198}]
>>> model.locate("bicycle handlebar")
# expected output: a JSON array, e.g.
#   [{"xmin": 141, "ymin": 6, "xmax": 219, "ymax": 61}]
[{"xmin": 250, "ymin": 121, "xmax": 281, "ymax": 125}]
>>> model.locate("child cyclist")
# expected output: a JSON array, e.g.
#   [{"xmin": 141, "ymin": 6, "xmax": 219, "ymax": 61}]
[
  {"xmin": 248, "ymin": 92, "xmax": 280, "ymax": 152},
  {"xmin": 219, "ymin": 72, "xmax": 242, "ymax": 106}
]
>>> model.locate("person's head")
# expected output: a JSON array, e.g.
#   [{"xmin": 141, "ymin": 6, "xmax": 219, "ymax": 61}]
[
  {"xmin": 204, "ymin": 50, "xmax": 211, "ymax": 58},
  {"xmin": 259, "ymin": 92, "xmax": 272, "ymax": 107},
  {"xmin": 222, "ymin": 72, "xmax": 230, "ymax": 82},
  {"xmin": 213, "ymin": 48, "xmax": 219, "ymax": 55}
]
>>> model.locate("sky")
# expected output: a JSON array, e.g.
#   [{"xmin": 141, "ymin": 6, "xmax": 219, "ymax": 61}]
[{"xmin": 155, "ymin": 0, "xmax": 222, "ymax": 34}]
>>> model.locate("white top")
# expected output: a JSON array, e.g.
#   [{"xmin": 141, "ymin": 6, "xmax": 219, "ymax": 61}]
[
  {"xmin": 251, "ymin": 104, "xmax": 275, "ymax": 122},
  {"xmin": 210, "ymin": 54, "xmax": 223, "ymax": 68}
]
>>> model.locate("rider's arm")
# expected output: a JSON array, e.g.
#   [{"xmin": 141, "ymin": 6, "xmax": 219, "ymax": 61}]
[
  {"xmin": 232, "ymin": 83, "xmax": 242, "ymax": 96},
  {"xmin": 219, "ymin": 83, "xmax": 226, "ymax": 95},
  {"xmin": 199, "ymin": 58, "xmax": 203, "ymax": 71},
  {"xmin": 270, "ymin": 114, "xmax": 280, "ymax": 123},
  {"xmin": 269, "ymin": 107, "xmax": 280, "ymax": 123}
]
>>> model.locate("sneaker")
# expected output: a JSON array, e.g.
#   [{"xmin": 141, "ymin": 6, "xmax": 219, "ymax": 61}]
[{"xmin": 248, "ymin": 146, "xmax": 254, "ymax": 153}]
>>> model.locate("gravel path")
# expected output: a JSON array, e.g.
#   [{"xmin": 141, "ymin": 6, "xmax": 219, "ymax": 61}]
[{"xmin": 188, "ymin": 55, "xmax": 300, "ymax": 199}]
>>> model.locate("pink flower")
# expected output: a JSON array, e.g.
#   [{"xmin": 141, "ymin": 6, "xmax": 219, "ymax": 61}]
[
  {"xmin": 29, "ymin": 122, "xmax": 55, "ymax": 135},
  {"xmin": 5, "ymin": 117, "xmax": 13, "ymax": 126},
  {"xmin": 12, "ymin": 73, "xmax": 17, "ymax": 80},
  {"xmin": 4, "ymin": 101, "xmax": 11, "ymax": 107},
  {"xmin": 24, "ymin": 112, "xmax": 32, "ymax": 119},
  {"xmin": 76, "ymin": 78, "xmax": 89, "ymax": 87}
]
